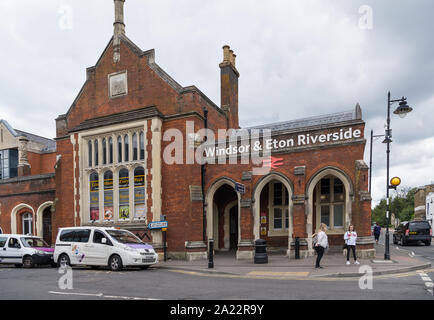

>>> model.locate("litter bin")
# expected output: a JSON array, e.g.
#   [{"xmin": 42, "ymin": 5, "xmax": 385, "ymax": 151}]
[{"xmin": 254, "ymin": 239, "xmax": 268, "ymax": 264}]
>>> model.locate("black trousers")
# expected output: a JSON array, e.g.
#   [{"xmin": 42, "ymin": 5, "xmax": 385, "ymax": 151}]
[
  {"xmin": 315, "ymin": 246, "xmax": 324, "ymax": 267},
  {"xmin": 347, "ymin": 245, "xmax": 357, "ymax": 261}
]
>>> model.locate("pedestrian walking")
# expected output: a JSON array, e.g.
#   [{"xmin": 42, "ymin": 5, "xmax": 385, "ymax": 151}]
[
  {"xmin": 313, "ymin": 223, "xmax": 328, "ymax": 269},
  {"xmin": 373, "ymin": 222, "xmax": 381, "ymax": 244},
  {"xmin": 344, "ymin": 224, "xmax": 360, "ymax": 265}
]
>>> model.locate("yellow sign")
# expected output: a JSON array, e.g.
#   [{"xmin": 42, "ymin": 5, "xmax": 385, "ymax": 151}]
[
  {"xmin": 260, "ymin": 227, "xmax": 267, "ymax": 236},
  {"xmin": 261, "ymin": 216, "xmax": 267, "ymax": 225},
  {"xmin": 162, "ymin": 228, "xmax": 167, "ymax": 232}
]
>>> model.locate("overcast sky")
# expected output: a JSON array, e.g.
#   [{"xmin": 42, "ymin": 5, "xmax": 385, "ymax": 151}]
[{"xmin": 0, "ymin": 0, "xmax": 433, "ymax": 206}]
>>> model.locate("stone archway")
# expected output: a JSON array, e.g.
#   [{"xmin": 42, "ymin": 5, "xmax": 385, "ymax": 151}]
[
  {"xmin": 305, "ymin": 167, "xmax": 354, "ymax": 252},
  {"xmin": 36, "ymin": 201, "xmax": 54, "ymax": 238}
]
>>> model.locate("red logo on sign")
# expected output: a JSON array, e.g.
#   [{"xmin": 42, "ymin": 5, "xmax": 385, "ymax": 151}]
[{"xmin": 262, "ymin": 156, "xmax": 284, "ymax": 169}]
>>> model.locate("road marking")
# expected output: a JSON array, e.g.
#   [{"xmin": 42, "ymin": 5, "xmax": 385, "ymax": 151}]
[
  {"xmin": 49, "ymin": 291, "xmax": 159, "ymax": 300},
  {"xmin": 417, "ymin": 271, "xmax": 434, "ymax": 295},
  {"xmin": 247, "ymin": 271, "xmax": 309, "ymax": 277}
]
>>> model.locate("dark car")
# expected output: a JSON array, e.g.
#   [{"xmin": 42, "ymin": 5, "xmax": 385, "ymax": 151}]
[{"xmin": 393, "ymin": 220, "xmax": 432, "ymax": 246}]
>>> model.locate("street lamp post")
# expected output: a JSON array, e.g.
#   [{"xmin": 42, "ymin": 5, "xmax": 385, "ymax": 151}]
[{"xmin": 383, "ymin": 91, "xmax": 412, "ymax": 260}]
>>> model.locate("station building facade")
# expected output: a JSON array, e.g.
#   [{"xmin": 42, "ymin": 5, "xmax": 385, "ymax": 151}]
[{"xmin": 0, "ymin": 0, "xmax": 374, "ymax": 260}]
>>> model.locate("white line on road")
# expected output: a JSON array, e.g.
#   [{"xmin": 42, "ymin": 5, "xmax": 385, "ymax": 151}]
[
  {"xmin": 416, "ymin": 271, "xmax": 434, "ymax": 296},
  {"xmin": 49, "ymin": 291, "xmax": 159, "ymax": 300}
]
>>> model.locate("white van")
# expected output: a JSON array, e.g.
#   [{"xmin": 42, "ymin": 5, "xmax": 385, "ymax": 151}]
[
  {"xmin": 0, "ymin": 234, "xmax": 55, "ymax": 268},
  {"xmin": 53, "ymin": 227, "xmax": 158, "ymax": 271}
]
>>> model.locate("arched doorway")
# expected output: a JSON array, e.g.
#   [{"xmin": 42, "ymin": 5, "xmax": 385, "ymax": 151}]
[
  {"xmin": 252, "ymin": 173, "xmax": 293, "ymax": 255},
  {"xmin": 42, "ymin": 207, "xmax": 52, "ymax": 245},
  {"xmin": 306, "ymin": 167, "xmax": 353, "ymax": 251},
  {"xmin": 206, "ymin": 178, "xmax": 240, "ymax": 255}
]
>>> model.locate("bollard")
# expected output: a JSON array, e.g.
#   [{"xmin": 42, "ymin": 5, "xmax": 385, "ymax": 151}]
[
  {"xmin": 254, "ymin": 239, "xmax": 268, "ymax": 264},
  {"xmin": 208, "ymin": 239, "xmax": 214, "ymax": 268},
  {"xmin": 295, "ymin": 237, "xmax": 300, "ymax": 259}
]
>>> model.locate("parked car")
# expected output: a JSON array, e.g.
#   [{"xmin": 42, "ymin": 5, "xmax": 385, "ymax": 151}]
[
  {"xmin": 0, "ymin": 234, "xmax": 55, "ymax": 268},
  {"xmin": 53, "ymin": 227, "xmax": 158, "ymax": 271},
  {"xmin": 393, "ymin": 220, "xmax": 432, "ymax": 246}
]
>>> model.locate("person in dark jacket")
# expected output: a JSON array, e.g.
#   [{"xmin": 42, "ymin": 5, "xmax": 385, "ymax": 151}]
[{"xmin": 373, "ymin": 223, "xmax": 381, "ymax": 244}]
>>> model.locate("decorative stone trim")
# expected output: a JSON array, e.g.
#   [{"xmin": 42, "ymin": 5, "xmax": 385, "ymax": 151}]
[
  {"xmin": 359, "ymin": 191, "xmax": 372, "ymax": 201},
  {"xmin": 355, "ymin": 160, "xmax": 369, "ymax": 171},
  {"xmin": 242, "ymin": 171, "xmax": 253, "ymax": 181},
  {"xmin": 185, "ymin": 241, "xmax": 207, "ymax": 249},
  {"xmin": 240, "ymin": 199, "xmax": 251, "ymax": 208},
  {"xmin": 294, "ymin": 166, "xmax": 306, "ymax": 176},
  {"xmin": 292, "ymin": 194, "xmax": 305, "ymax": 205},
  {"xmin": 189, "ymin": 185, "xmax": 203, "ymax": 202},
  {"xmin": 356, "ymin": 236, "xmax": 375, "ymax": 245}
]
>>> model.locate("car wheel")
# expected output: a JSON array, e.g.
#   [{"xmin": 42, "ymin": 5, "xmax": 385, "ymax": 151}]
[
  {"xmin": 425, "ymin": 241, "xmax": 431, "ymax": 246},
  {"xmin": 140, "ymin": 265, "xmax": 150, "ymax": 270},
  {"xmin": 58, "ymin": 254, "xmax": 71, "ymax": 267},
  {"xmin": 14, "ymin": 264, "xmax": 23, "ymax": 268},
  {"xmin": 400, "ymin": 237, "xmax": 406, "ymax": 246},
  {"xmin": 109, "ymin": 255, "xmax": 123, "ymax": 271},
  {"xmin": 23, "ymin": 256, "xmax": 34, "ymax": 268}
]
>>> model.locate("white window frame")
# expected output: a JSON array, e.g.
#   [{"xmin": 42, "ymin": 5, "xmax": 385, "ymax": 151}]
[
  {"xmin": 268, "ymin": 181, "xmax": 289, "ymax": 236},
  {"xmin": 315, "ymin": 176, "xmax": 345, "ymax": 230},
  {"xmin": 22, "ymin": 212, "xmax": 33, "ymax": 235}
]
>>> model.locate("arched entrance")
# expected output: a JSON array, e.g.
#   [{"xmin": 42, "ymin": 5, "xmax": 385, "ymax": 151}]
[
  {"xmin": 306, "ymin": 167, "xmax": 353, "ymax": 251},
  {"xmin": 11, "ymin": 203, "xmax": 35, "ymax": 235},
  {"xmin": 252, "ymin": 173, "xmax": 294, "ymax": 256},
  {"xmin": 36, "ymin": 201, "xmax": 54, "ymax": 243},
  {"xmin": 206, "ymin": 178, "xmax": 240, "ymax": 255}
]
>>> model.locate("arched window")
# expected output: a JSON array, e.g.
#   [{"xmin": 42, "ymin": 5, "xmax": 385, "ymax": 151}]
[
  {"xmin": 89, "ymin": 171, "xmax": 99, "ymax": 221},
  {"xmin": 124, "ymin": 135, "xmax": 129, "ymax": 162},
  {"xmin": 132, "ymin": 133, "xmax": 138, "ymax": 161},
  {"xmin": 117, "ymin": 136, "xmax": 122, "ymax": 163},
  {"xmin": 139, "ymin": 132, "xmax": 145, "ymax": 160},
  {"xmin": 315, "ymin": 176, "xmax": 345, "ymax": 229},
  {"xmin": 88, "ymin": 140, "xmax": 92, "ymax": 167},
  {"xmin": 102, "ymin": 138, "xmax": 107, "ymax": 165},
  {"xmin": 22, "ymin": 212, "xmax": 33, "ymax": 235},
  {"xmin": 109, "ymin": 137, "xmax": 113, "ymax": 164},
  {"xmin": 94, "ymin": 140, "xmax": 99, "ymax": 166},
  {"xmin": 103, "ymin": 171, "xmax": 113, "ymax": 221},
  {"xmin": 134, "ymin": 166, "xmax": 146, "ymax": 220}
]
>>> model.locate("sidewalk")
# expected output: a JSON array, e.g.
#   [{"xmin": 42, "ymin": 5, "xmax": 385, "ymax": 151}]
[{"xmin": 155, "ymin": 244, "xmax": 431, "ymax": 279}]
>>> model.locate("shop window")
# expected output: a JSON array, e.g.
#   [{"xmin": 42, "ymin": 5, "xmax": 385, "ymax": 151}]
[
  {"xmin": 89, "ymin": 171, "xmax": 99, "ymax": 221},
  {"xmin": 316, "ymin": 176, "xmax": 345, "ymax": 229},
  {"xmin": 22, "ymin": 212, "xmax": 33, "ymax": 235},
  {"xmin": 103, "ymin": 170, "xmax": 114, "ymax": 221},
  {"xmin": 119, "ymin": 168, "xmax": 130, "ymax": 220},
  {"xmin": 134, "ymin": 166, "xmax": 146, "ymax": 220},
  {"xmin": 139, "ymin": 132, "xmax": 145, "ymax": 160}
]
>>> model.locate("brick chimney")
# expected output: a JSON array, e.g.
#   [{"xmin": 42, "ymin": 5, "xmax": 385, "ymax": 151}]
[{"xmin": 219, "ymin": 45, "xmax": 240, "ymax": 129}]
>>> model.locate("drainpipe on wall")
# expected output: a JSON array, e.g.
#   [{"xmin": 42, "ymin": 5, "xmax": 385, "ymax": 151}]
[{"xmin": 202, "ymin": 107, "xmax": 208, "ymax": 243}]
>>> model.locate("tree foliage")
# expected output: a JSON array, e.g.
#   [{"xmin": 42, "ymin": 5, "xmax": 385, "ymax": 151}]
[{"xmin": 371, "ymin": 186, "xmax": 416, "ymax": 226}]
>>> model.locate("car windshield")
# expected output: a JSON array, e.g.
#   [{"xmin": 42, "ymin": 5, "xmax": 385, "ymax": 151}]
[
  {"xmin": 21, "ymin": 237, "xmax": 49, "ymax": 248},
  {"xmin": 106, "ymin": 230, "xmax": 143, "ymax": 244}
]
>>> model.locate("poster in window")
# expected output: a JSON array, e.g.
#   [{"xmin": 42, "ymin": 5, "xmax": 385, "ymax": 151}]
[
  {"xmin": 134, "ymin": 204, "xmax": 146, "ymax": 220},
  {"xmin": 104, "ymin": 207, "xmax": 113, "ymax": 221},
  {"xmin": 119, "ymin": 206, "xmax": 130, "ymax": 220}
]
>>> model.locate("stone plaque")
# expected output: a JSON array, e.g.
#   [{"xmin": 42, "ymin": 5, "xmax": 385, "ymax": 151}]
[{"xmin": 109, "ymin": 71, "xmax": 128, "ymax": 97}]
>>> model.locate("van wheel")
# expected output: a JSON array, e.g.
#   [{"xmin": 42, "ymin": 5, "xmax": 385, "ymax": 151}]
[
  {"xmin": 23, "ymin": 256, "xmax": 34, "ymax": 268},
  {"xmin": 58, "ymin": 254, "xmax": 71, "ymax": 267},
  {"xmin": 425, "ymin": 241, "xmax": 431, "ymax": 246},
  {"xmin": 109, "ymin": 255, "xmax": 123, "ymax": 271},
  {"xmin": 14, "ymin": 264, "xmax": 23, "ymax": 268},
  {"xmin": 140, "ymin": 265, "xmax": 150, "ymax": 270}
]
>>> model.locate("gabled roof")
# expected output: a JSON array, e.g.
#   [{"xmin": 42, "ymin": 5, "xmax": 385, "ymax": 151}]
[{"xmin": 0, "ymin": 119, "xmax": 18, "ymax": 136}]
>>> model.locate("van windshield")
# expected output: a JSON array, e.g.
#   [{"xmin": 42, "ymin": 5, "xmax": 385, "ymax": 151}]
[
  {"xmin": 106, "ymin": 230, "xmax": 143, "ymax": 244},
  {"xmin": 21, "ymin": 237, "xmax": 49, "ymax": 248}
]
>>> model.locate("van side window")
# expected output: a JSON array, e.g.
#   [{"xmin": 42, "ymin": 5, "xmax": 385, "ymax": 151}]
[
  {"xmin": 73, "ymin": 230, "xmax": 91, "ymax": 243},
  {"xmin": 59, "ymin": 230, "xmax": 75, "ymax": 242},
  {"xmin": 0, "ymin": 237, "xmax": 7, "ymax": 247},
  {"xmin": 93, "ymin": 230, "xmax": 106, "ymax": 244},
  {"xmin": 8, "ymin": 238, "xmax": 21, "ymax": 249}
]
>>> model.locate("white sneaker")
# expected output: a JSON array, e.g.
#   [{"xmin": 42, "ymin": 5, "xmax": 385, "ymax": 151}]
[
  {"xmin": 354, "ymin": 261, "xmax": 360, "ymax": 265},
  {"xmin": 346, "ymin": 261, "xmax": 350, "ymax": 265}
]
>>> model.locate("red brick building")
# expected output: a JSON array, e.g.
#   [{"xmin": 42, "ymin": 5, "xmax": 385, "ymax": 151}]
[{"xmin": 0, "ymin": 0, "xmax": 374, "ymax": 260}]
